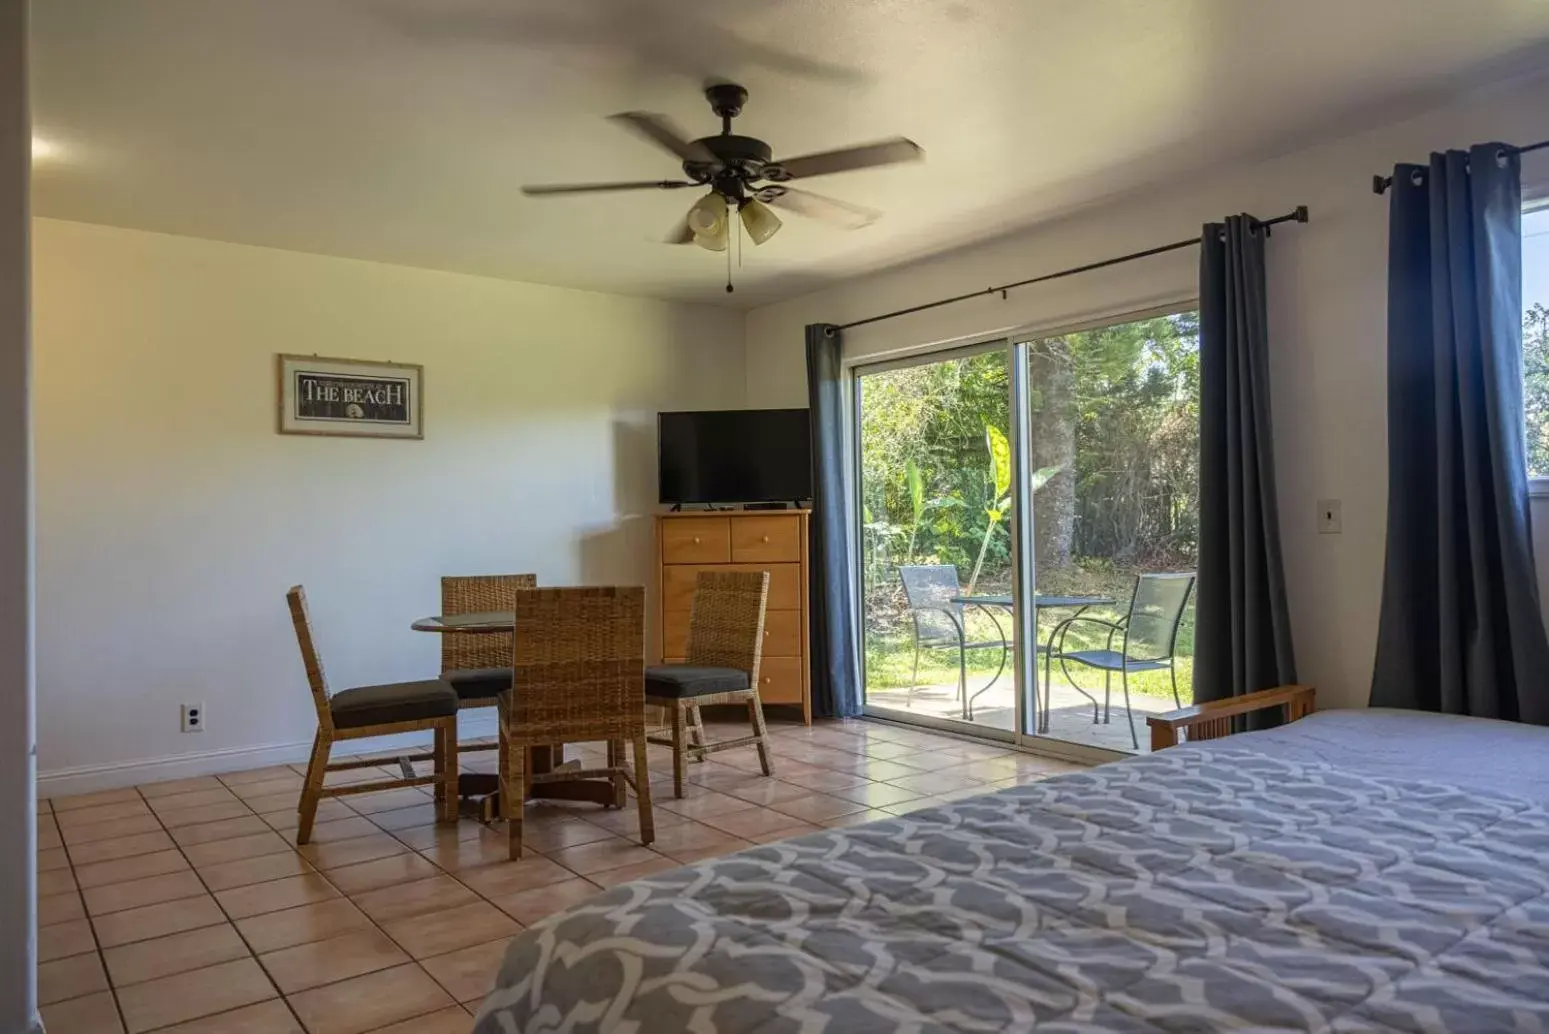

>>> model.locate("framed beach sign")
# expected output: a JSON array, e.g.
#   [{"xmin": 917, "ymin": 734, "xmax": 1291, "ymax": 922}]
[{"xmin": 277, "ymin": 355, "xmax": 423, "ymax": 439}]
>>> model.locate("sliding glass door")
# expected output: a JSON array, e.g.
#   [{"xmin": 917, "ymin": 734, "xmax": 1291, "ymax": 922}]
[
  {"xmin": 855, "ymin": 342, "xmax": 1022, "ymax": 738},
  {"xmin": 1014, "ymin": 311, "xmax": 1200, "ymax": 753},
  {"xmin": 854, "ymin": 308, "xmax": 1201, "ymax": 755}
]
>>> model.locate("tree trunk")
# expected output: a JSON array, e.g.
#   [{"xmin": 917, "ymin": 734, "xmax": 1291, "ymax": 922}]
[{"xmin": 1028, "ymin": 339, "xmax": 1076, "ymax": 574}]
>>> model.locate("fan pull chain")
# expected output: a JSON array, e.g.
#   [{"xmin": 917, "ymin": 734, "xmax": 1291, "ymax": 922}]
[{"xmin": 725, "ymin": 221, "xmax": 734, "ymax": 294}]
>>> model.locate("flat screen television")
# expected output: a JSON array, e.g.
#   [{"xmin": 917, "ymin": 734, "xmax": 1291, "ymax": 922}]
[{"xmin": 658, "ymin": 409, "xmax": 812, "ymax": 505}]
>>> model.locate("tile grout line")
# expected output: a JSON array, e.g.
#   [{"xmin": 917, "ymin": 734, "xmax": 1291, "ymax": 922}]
[
  {"xmin": 133, "ymin": 780, "xmax": 309, "ymax": 1034},
  {"xmin": 42, "ymin": 720, "xmax": 1063, "ymax": 1031},
  {"xmin": 48, "ymin": 794, "xmax": 132, "ymax": 1034}
]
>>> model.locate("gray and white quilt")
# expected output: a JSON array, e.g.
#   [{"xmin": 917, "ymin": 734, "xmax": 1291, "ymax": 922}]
[{"xmin": 473, "ymin": 741, "xmax": 1549, "ymax": 1032}]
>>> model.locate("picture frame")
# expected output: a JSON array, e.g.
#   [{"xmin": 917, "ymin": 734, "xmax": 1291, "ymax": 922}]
[{"xmin": 277, "ymin": 354, "xmax": 424, "ymax": 440}]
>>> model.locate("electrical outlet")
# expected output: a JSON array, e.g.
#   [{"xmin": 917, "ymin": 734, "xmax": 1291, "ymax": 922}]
[
  {"xmin": 1317, "ymin": 499, "xmax": 1342, "ymax": 535},
  {"xmin": 180, "ymin": 702, "xmax": 206, "ymax": 733}
]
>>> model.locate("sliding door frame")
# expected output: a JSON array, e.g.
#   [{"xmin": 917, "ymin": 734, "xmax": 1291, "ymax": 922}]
[
  {"xmin": 844, "ymin": 298, "xmax": 1197, "ymax": 764},
  {"xmin": 850, "ymin": 336, "xmax": 1020, "ymax": 742}
]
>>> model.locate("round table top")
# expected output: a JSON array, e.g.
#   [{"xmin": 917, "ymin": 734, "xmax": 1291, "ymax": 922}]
[{"xmin": 411, "ymin": 612, "xmax": 514, "ymax": 633}]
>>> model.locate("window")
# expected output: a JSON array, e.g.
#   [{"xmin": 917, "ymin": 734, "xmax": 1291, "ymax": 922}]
[{"xmin": 1525, "ymin": 205, "xmax": 1549, "ymax": 478}]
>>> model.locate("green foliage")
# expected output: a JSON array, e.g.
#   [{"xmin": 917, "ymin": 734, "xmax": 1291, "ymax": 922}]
[
  {"xmin": 1066, "ymin": 312, "xmax": 1200, "ymax": 561},
  {"xmin": 1526, "ymin": 303, "xmax": 1549, "ymax": 477}
]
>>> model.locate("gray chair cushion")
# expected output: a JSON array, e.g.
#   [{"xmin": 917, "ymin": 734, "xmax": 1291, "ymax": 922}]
[
  {"xmin": 644, "ymin": 665, "xmax": 750, "ymax": 699},
  {"xmin": 329, "ymin": 679, "xmax": 458, "ymax": 730},
  {"xmin": 443, "ymin": 667, "xmax": 511, "ymax": 701}
]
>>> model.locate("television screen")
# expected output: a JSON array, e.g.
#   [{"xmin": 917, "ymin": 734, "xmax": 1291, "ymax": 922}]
[{"xmin": 658, "ymin": 409, "xmax": 812, "ymax": 504}]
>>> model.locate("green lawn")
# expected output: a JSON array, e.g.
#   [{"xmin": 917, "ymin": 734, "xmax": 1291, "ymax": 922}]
[{"xmin": 864, "ymin": 568, "xmax": 1195, "ymax": 705}]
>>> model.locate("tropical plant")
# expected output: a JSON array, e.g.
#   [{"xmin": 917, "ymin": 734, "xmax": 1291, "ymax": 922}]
[{"xmin": 903, "ymin": 458, "xmax": 925, "ymax": 560}]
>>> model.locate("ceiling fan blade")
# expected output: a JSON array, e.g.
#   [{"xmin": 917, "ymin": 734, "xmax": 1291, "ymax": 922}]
[
  {"xmin": 757, "ymin": 186, "xmax": 882, "ymax": 229},
  {"xmin": 521, "ymin": 180, "xmax": 695, "ymax": 196},
  {"xmin": 609, "ymin": 112, "xmax": 717, "ymax": 165},
  {"xmin": 765, "ymin": 137, "xmax": 923, "ymax": 181}
]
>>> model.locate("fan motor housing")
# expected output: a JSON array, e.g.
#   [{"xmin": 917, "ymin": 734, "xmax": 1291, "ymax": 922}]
[{"xmin": 685, "ymin": 134, "xmax": 771, "ymax": 183}]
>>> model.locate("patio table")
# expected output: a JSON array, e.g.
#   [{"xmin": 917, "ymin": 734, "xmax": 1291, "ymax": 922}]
[{"xmin": 948, "ymin": 594, "xmax": 1116, "ymax": 729}]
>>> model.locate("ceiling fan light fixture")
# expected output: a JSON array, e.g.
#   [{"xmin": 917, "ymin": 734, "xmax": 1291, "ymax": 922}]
[
  {"xmin": 739, "ymin": 199, "xmax": 782, "ymax": 245},
  {"xmin": 686, "ymin": 192, "xmax": 728, "ymax": 251}
]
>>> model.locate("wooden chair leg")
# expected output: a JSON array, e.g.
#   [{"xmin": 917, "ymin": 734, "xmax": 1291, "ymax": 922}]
[
  {"xmin": 496, "ymin": 710, "xmax": 511, "ymax": 822},
  {"xmin": 671, "ymin": 704, "xmax": 687, "ymax": 799},
  {"xmin": 438, "ymin": 720, "xmax": 459, "ymax": 824},
  {"xmin": 505, "ymin": 731, "xmax": 527, "ymax": 860},
  {"xmin": 432, "ymin": 725, "xmax": 447, "ymax": 809},
  {"xmin": 609, "ymin": 739, "xmax": 627, "ymax": 809},
  {"xmin": 296, "ymin": 733, "xmax": 331, "ymax": 845},
  {"xmin": 748, "ymin": 693, "xmax": 774, "ymax": 777},
  {"xmin": 631, "ymin": 732, "xmax": 655, "ymax": 846},
  {"xmin": 687, "ymin": 706, "xmax": 709, "ymax": 762},
  {"xmin": 299, "ymin": 731, "xmax": 324, "ymax": 813}
]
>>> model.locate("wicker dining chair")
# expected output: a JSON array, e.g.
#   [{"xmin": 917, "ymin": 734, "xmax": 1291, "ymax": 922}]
[
  {"xmin": 441, "ymin": 574, "xmax": 536, "ymax": 758},
  {"xmin": 502, "ymin": 586, "xmax": 654, "ymax": 859},
  {"xmin": 645, "ymin": 570, "xmax": 774, "ymax": 798},
  {"xmin": 441, "ymin": 573, "xmax": 537, "ymax": 703},
  {"xmin": 286, "ymin": 586, "xmax": 459, "ymax": 844}
]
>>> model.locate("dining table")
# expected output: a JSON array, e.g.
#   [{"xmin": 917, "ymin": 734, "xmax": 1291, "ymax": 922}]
[
  {"xmin": 947, "ymin": 593, "xmax": 1116, "ymax": 729},
  {"xmin": 411, "ymin": 611, "xmax": 618, "ymax": 815}
]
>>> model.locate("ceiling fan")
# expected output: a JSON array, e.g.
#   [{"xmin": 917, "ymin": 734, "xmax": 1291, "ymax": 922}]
[{"xmin": 521, "ymin": 83, "xmax": 922, "ymax": 262}]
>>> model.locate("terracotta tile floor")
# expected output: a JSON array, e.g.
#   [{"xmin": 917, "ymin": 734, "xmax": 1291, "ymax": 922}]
[{"xmin": 36, "ymin": 717, "xmax": 1089, "ymax": 1033}]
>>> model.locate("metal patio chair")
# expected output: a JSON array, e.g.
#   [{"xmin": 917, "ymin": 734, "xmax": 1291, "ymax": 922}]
[
  {"xmin": 898, "ymin": 564, "xmax": 1014, "ymax": 720},
  {"xmin": 1042, "ymin": 571, "xmax": 1195, "ymax": 749}
]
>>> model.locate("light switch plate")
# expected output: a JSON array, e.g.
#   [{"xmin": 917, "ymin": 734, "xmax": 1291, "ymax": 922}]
[{"xmin": 1317, "ymin": 499, "xmax": 1342, "ymax": 535}]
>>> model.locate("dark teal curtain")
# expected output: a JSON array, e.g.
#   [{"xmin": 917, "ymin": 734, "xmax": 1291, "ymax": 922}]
[
  {"xmin": 1194, "ymin": 216, "xmax": 1298, "ymax": 720},
  {"xmin": 1371, "ymin": 144, "xmax": 1549, "ymax": 723},
  {"xmin": 805, "ymin": 324, "xmax": 859, "ymax": 718}
]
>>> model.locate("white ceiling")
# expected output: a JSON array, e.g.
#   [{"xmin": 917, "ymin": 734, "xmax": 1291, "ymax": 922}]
[{"xmin": 31, "ymin": 0, "xmax": 1549, "ymax": 306}]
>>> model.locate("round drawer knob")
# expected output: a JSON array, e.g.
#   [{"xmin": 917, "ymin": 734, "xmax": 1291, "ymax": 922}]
[
  {"xmin": 761, "ymin": 535, "xmax": 770, "ymax": 543},
  {"xmin": 692, "ymin": 537, "xmax": 701, "ymax": 544},
  {"xmin": 762, "ymin": 676, "xmax": 771, "ymax": 683},
  {"xmin": 763, "ymin": 630, "xmax": 769, "ymax": 637}
]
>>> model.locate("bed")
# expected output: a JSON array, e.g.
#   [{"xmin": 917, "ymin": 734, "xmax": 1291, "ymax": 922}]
[{"xmin": 472, "ymin": 693, "xmax": 1549, "ymax": 1033}]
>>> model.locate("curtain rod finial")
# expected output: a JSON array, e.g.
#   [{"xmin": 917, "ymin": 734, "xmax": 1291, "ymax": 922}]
[
  {"xmin": 1372, "ymin": 175, "xmax": 1391, "ymax": 195},
  {"xmin": 1293, "ymin": 205, "xmax": 1309, "ymax": 223}
]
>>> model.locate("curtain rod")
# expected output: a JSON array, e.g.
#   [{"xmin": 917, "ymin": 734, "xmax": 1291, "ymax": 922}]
[
  {"xmin": 834, "ymin": 206, "xmax": 1310, "ymax": 333},
  {"xmin": 1371, "ymin": 138, "xmax": 1549, "ymax": 195}
]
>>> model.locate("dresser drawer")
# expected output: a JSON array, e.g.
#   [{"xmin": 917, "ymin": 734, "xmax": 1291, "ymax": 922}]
[
  {"xmin": 730, "ymin": 516, "xmax": 802, "ymax": 563},
  {"xmin": 662, "ymin": 611, "xmax": 689, "ymax": 659},
  {"xmin": 760, "ymin": 609, "xmax": 802, "ymax": 657},
  {"xmin": 755, "ymin": 656, "xmax": 804, "ymax": 705},
  {"xmin": 660, "ymin": 518, "xmax": 730, "ymax": 564},
  {"xmin": 663, "ymin": 563, "xmax": 801, "ymax": 613},
  {"xmin": 664, "ymin": 606, "xmax": 800, "ymax": 658}
]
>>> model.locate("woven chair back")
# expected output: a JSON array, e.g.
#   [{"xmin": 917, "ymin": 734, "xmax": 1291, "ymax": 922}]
[
  {"xmin": 685, "ymin": 570, "xmax": 769, "ymax": 684},
  {"xmin": 440, "ymin": 573, "xmax": 536, "ymax": 672},
  {"xmin": 509, "ymin": 586, "xmax": 645, "ymax": 743}
]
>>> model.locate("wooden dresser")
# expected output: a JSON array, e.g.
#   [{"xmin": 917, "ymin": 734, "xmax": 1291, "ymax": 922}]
[{"xmin": 654, "ymin": 510, "xmax": 812, "ymax": 724}]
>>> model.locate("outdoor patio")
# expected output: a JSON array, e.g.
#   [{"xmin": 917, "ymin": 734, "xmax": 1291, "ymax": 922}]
[{"xmin": 866, "ymin": 676, "xmax": 1177, "ymax": 754}]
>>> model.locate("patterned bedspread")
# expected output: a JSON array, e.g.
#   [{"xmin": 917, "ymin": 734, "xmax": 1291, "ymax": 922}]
[{"xmin": 472, "ymin": 745, "xmax": 1549, "ymax": 1032}]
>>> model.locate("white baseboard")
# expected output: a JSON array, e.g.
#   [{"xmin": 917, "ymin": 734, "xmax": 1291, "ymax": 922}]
[{"xmin": 39, "ymin": 713, "xmax": 499, "ymax": 798}]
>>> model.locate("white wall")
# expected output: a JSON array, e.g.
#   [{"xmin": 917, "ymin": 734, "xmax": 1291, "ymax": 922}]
[
  {"xmin": 0, "ymin": 1, "xmax": 38, "ymax": 1029},
  {"xmin": 745, "ymin": 69, "xmax": 1549, "ymax": 714},
  {"xmin": 33, "ymin": 219, "xmax": 745, "ymax": 793}
]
